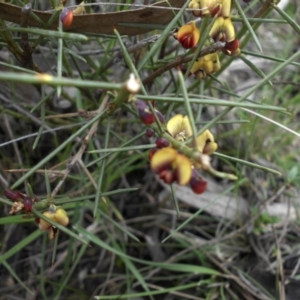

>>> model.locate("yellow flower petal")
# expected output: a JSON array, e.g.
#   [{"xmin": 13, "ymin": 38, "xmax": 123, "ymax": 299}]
[
  {"xmin": 209, "ymin": 16, "xmax": 224, "ymax": 41},
  {"xmin": 48, "ymin": 227, "xmax": 59, "ymax": 240},
  {"xmin": 188, "ymin": 0, "xmax": 202, "ymax": 17},
  {"xmin": 167, "ymin": 114, "xmax": 184, "ymax": 137},
  {"xmin": 204, "ymin": 141, "xmax": 218, "ymax": 155},
  {"xmin": 39, "ymin": 211, "xmax": 54, "ymax": 231},
  {"xmin": 182, "ymin": 116, "xmax": 193, "ymax": 138},
  {"xmin": 212, "ymin": 52, "xmax": 221, "ymax": 73},
  {"xmin": 191, "ymin": 53, "xmax": 220, "ymax": 78},
  {"xmin": 54, "ymin": 207, "xmax": 69, "ymax": 227},
  {"xmin": 221, "ymin": 0, "xmax": 231, "ymax": 17},
  {"xmin": 189, "ymin": 0, "xmax": 231, "ymax": 17},
  {"xmin": 176, "ymin": 21, "xmax": 200, "ymax": 49},
  {"xmin": 209, "ymin": 17, "xmax": 235, "ymax": 43},
  {"xmin": 167, "ymin": 114, "xmax": 192, "ymax": 141},
  {"xmin": 223, "ymin": 18, "xmax": 235, "ymax": 43},
  {"xmin": 73, "ymin": 1, "xmax": 85, "ymax": 15},
  {"xmin": 174, "ymin": 154, "xmax": 192, "ymax": 185},
  {"xmin": 150, "ymin": 148, "xmax": 177, "ymax": 173},
  {"xmin": 196, "ymin": 130, "xmax": 217, "ymax": 154}
]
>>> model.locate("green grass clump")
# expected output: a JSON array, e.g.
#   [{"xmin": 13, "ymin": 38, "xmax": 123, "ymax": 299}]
[{"xmin": 0, "ymin": 0, "xmax": 300, "ymax": 299}]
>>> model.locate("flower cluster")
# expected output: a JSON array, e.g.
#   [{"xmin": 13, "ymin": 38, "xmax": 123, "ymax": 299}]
[
  {"xmin": 3, "ymin": 190, "xmax": 69, "ymax": 240},
  {"xmin": 149, "ymin": 114, "xmax": 217, "ymax": 194},
  {"xmin": 174, "ymin": 0, "xmax": 240, "ymax": 78},
  {"xmin": 190, "ymin": 0, "xmax": 240, "ymax": 56},
  {"xmin": 4, "ymin": 190, "xmax": 39, "ymax": 215},
  {"xmin": 36, "ymin": 205, "xmax": 69, "ymax": 240},
  {"xmin": 136, "ymin": 102, "xmax": 217, "ymax": 194}
]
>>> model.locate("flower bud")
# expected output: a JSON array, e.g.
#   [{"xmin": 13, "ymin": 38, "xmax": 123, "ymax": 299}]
[
  {"xmin": 146, "ymin": 128, "xmax": 154, "ymax": 138},
  {"xmin": 189, "ymin": 170, "xmax": 207, "ymax": 194},
  {"xmin": 136, "ymin": 100, "xmax": 165, "ymax": 125},
  {"xmin": 175, "ymin": 21, "xmax": 200, "ymax": 49},
  {"xmin": 4, "ymin": 190, "xmax": 23, "ymax": 201},
  {"xmin": 23, "ymin": 196, "xmax": 33, "ymax": 213},
  {"xmin": 155, "ymin": 137, "xmax": 170, "ymax": 149},
  {"xmin": 60, "ymin": 8, "xmax": 73, "ymax": 28}
]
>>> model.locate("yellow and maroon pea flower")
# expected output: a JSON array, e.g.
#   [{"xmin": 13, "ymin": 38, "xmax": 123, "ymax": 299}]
[
  {"xmin": 167, "ymin": 114, "xmax": 192, "ymax": 141},
  {"xmin": 209, "ymin": 17, "xmax": 235, "ymax": 43},
  {"xmin": 189, "ymin": 0, "xmax": 231, "ymax": 17},
  {"xmin": 190, "ymin": 52, "xmax": 221, "ymax": 79},
  {"xmin": 60, "ymin": 7, "xmax": 74, "ymax": 28},
  {"xmin": 150, "ymin": 148, "xmax": 192, "ymax": 185},
  {"xmin": 174, "ymin": 21, "xmax": 200, "ymax": 49},
  {"xmin": 38, "ymin": 205, "xmax": 69, "ymax": 240},
  {"xmin": 189, "ymin": 169, "xmax": 207, "ymax": 194},
  {"xmin": 222, "ymin": 39, "xmax": 241, "ymax": 56}
]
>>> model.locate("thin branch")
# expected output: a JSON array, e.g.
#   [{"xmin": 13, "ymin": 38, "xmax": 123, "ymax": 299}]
[
  {"xmin": 142, "ymin": 42, "xmax": 225, "ymax": 85},
  {"xmin": 50, "ymin": 95, "xmax": 109, "ymax": 198}
]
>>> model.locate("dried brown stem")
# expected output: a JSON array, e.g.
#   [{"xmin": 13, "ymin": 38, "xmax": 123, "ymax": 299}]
[{"xmin": 50, "ymin": 95, "xmax": 109, "ymax": 198}]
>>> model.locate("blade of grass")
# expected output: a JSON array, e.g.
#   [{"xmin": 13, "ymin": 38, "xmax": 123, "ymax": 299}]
[
  {"xmin": 53, "ymin": 243, "xmax": 88, "ymax": 300},
  {"xmin": 0, "ymin": 72, "xmax": 124, "ymax": 89},
  {"xmin": 11, "ymin": 109, "xmax": 107, "ymax": 189},
  {"xmin": 178, "ymin": 71, "xmax": 198, "ymax": 148},
  {"xmin": 51, "ymin": 230, "xmax": 59, "ymax": 265},
  {"xmin": 137, "ymin": 0, "xmax": 190, "ymax": 72},
  {"xmin": 0, "ymin": 214, "xmax": 34, "ymax": 224},
  {"xmin": 32, "ymin": 207, "xmax": 90, "ymax": 246},
  {"xmin": 40, "ymin": 234, "xmax": 48, "ymax": 300},
  {"xmin": 88, "ymin": 144, "xmax": 155, "ymax": 153},
  {"xmin": 241, "ymin": 107, "xmax": 300, "ymax": 139},
  {"xmin": 214, "ymin": 152, "xmax": 282, "ymax": 176},
  {"xmin": 231, "ymin": 17, "xmax": 286, "ymax": 24},
  {"xmin": 233, "ymin": 0, "xmax": 263, "ymax": 53},
  {"xmin": 75, "ymin": 225, "xmax": 220, "ymax": 275},
  {"xmin": 95, "ymin": 282, "xmax": 200, "ymax": 299},
  {"xmin": 2, "ymin": 260, "xmax": 34, "ymax": 295},
  {"xmin": 272, "ymin": 3, "xmax": 300, "ymax": 36},
  {"xmin": 241, "ymin": 50, "xmax": 300, "ymax": 67},
  {"xmin": 195, "ymin": 49, "xmax": 300, "ymax": 136},
  {"xmin": 2, "ymin": 27, "xmax": 88, "ymax": 41},
  {"xmin": 98, "ymin": 209, "xmax": 140, "ymax": 243},
  {"xmin": 0, "ymin": 229, "xmax": 43, "ymax": 265},
  {"xmin": 162, "ymin": 179, "xmax": 247, "ymax": 243},
  {"xmin": 56, "ymin": 19, "xmax": 63, "ymax": 98},
  {"xmin": 105, "ymin": 227, "xmax": 154, "ymax": 300},
  {"xmin": 94, "ymin": 117, "xmax": 111, "ymax": 217},
  {"xmin": 86, "ymin": 131, "xmax": 147, "ymax": 167},
  {"xmin": 170, "ymin": 184, "xmax": 180, "ymax": 217},
  {"xmin": 239, "ymin": 54, "xmax": 273, "ymax": 86},
  {"xmin": 137, "ymin": 95, "xmax": 286, "ymax": 112}
]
